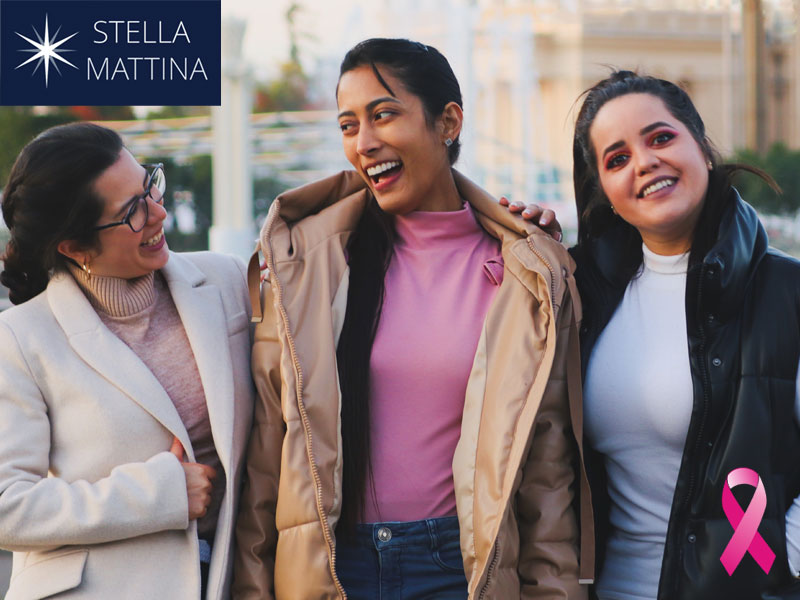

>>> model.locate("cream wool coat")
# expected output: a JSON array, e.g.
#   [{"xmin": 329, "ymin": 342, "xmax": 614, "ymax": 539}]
[
  {"xmin": 233, "ymin": 171, "xmax": 594, "ymax": 599},
  {"xmin": 0, "ymin": 251, "xmax": 254, "ymax": 600}
]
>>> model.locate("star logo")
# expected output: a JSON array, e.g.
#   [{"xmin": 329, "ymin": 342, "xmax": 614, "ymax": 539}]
[{"xmin": 15, "ymin": 15, "xmax": 79, "ymax": 87}]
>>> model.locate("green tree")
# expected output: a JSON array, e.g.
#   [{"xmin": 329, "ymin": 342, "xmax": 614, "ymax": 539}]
[
  {"xmin": 253, "ymin": 174, "xmax": 289, "ymax": 223},
  {"xmin": 0, "ymin": 108, "xmax": 76, "ymax": 186},
  {"xmin": 144, "ymin": 106, "xmax": 211, "ymax": 120},
  {"xmin": 731, "ymin": 143, "xmax": 800, "ymax": 215},
  {"xmin": 252, "ymin": 2, "xmax": 313, "ymax": 113},
  {"xmin": 254, "ymin": 61, "xmax": 309, "ymax": 112},
  {"xmin": 67, "ymin": 106, "xmax": 136, "ymax": 121},
  {"xmin": 140, "ymin": 155, "xmax": 212, "ymax": 252}
]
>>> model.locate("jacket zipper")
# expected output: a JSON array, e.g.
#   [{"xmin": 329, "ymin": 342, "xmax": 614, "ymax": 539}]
[
  {"xmin": 669, "ymin": 263, "xmax": 712, "ymax": 599},
  {"xmin": 476, "ymin": 237, "xmax": 557, "ymax": 599},
  {"xmin": 477, "ymin": 541, "xmax": 500, "ymax": 600},
  {"xmin": 263, "ymin": 204, "xmax": 347, "ymax": 599},
  {"xmin": 682, "ymin": 265, "xmax": 711, "ymax": 508}
]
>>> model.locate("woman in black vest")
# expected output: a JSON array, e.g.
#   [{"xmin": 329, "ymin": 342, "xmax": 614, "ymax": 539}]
[{"xmin": 508, "ymin": 71, "xmax": 800, "ymax": 599}]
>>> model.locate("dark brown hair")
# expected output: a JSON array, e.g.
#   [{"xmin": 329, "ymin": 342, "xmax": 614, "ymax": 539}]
[
  {"xmin": 1, "ymin": 122, "xmax": 123, "ymax": 304},
  {"xmin": 572, "ymin": 70, "xmax": 776, "ymax": 275},
  {"xmin": 338, "ymin": 37, "xmax": 463, "ymax": 164},
  {"xmin": 335, "ymin": 38, "xmax": 464, "ymax": 533}
]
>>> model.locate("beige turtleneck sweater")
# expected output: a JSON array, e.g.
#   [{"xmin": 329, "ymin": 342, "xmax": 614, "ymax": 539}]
[{"xmin": 69, "ymin": 264, "xmax": 224, "ymax": 542}]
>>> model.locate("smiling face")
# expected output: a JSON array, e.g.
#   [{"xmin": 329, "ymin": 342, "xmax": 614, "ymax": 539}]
[
  {"xmin": 84, "ymin": 149, "xmax": 169, "ymax": 278},
  {"xmin": 336, "ymin": 64, "xmax": 462, "ymax": 214},
  {"xmin": 590, "ymin": 92, "xmax": 710, "ymax": 255}
]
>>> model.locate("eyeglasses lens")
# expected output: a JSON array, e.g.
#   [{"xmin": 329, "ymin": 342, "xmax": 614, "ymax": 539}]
[
  {"xmin": 128, "ymin": 166, "xmax": 165, "ymax": 232},
  {"xmin": 149, "ymin": 168, "xmax": 166, "ymax": 202},
  {"xmin": 128, "ymin": 197, "xmax": 148, "ymax": 232}
]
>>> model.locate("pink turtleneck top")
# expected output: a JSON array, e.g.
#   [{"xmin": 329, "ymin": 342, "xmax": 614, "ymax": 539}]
[{"xmin": 363, "ymin": 203, "xmax": 503, "ymax": 523}]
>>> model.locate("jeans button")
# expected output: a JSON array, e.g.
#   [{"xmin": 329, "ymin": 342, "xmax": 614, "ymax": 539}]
[
  {"xmin": 377, "ymin": 527, "xmax": 392, "ymax": 542},
  {"xmin": 712, "ymin": 357, "xmax": 722, "ymax": 367},
  {"xmin": 688, "ymin": 533, "xmax": 697, "ymax": 543}
]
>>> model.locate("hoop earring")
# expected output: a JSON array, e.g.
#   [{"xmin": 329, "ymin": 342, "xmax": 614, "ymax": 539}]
[
  {"xmin": 444, "ymin": 138, "xmax": 453, "ymax": 147},
  {"xmin": 82, "ymin": 257, "xmax": 92, "ymax": 281}
]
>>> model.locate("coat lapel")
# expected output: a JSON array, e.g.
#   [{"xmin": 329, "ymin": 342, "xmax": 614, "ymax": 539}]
[
  {"xmin": 47, "ymin": 271, "xmax": 192, "ymax": 455},
  {"xmin": 162, "ymin": 253, "xmax": 234, "ymax": 471}
]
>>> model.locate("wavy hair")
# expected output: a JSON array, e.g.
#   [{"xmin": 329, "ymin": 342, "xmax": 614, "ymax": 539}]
[{"xmin": 1, "ymin": 123, "xmax": 123, "ymax": 304}]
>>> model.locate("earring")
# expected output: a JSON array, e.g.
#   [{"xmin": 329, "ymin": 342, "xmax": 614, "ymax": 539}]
[
  {"xmin": 82, "ymin": 257, "xmax": 92, "ymax": 281},
  {"xmin": 444, "ymin": 138, "xmax": 453, "ymax": 147},
  {"xmin": 610, "ymin": 204, "xmax": 618, "ymax": 215},
  {"xmin": 707, "ymin": 160, "xmax": 713, "ymax": 171}
]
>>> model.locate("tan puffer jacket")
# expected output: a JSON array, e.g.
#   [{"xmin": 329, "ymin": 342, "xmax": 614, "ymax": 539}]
[{"xmin": 233, "ymin": 170, "xmax": 594, "ymax": 599}]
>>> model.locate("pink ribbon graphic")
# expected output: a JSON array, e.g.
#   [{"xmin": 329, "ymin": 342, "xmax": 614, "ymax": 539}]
[{"xmin": 720, "ymin": 467, "xmax": 775, "ymax": 576}]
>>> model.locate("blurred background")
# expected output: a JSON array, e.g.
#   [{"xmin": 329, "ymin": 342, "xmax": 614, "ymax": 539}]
[
  {"xmin": 1, "ymin": 0, "xmax": 799, "ymax": 590},
  {"xmin": 2, "ymin": 0, "xmax": 800, "ymax": 315}
]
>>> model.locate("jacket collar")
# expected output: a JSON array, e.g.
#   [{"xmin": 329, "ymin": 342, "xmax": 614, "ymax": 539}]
[
  {"xmin": 262, "ymin": 169, "xmax": 573, "ymax": 280},
  {"xmin": 699, "ymin": 189, "xmax": 768, "ymax": 318},
  {"xmin": 47, "ymin": 252, "xmax": 233, "ymax": 465},
  {"xmin": 585, "ymin": 189, "xmax": 767, "ymax": 319},
  {"xmin": 162, "ymin": 253, "xmax": 235, "ymax": 469},
  {"xmin": 269, "ymin": 169, "xmax": 546, "ymax": 237}
]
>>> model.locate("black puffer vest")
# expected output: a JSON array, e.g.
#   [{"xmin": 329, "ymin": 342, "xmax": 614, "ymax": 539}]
[{"xmin": 573, "ymin": 192, "xmax": 800, "ymax": 599}]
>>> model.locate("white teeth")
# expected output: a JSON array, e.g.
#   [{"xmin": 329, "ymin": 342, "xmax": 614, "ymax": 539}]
[
  {"xmin": 366, "ymin": 161, "xmax": 401, "ymax": 177},
  {"xmin": 642, "ymin": 178, "xmax": 677, "ymax": 197},
  {"xmin": 141, "ymin": 230, "xmax": 163, "ymax": 247}
]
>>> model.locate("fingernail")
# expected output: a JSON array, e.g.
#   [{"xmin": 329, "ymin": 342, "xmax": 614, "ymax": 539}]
[{"xmin": 539, "ymin": 218, "xmax": 547, "ymax": 225}]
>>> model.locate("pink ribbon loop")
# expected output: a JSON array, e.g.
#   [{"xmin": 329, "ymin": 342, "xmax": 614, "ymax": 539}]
[{"xmin": 720, "ymin": 467, "xmax": 775, "ymax": 576}]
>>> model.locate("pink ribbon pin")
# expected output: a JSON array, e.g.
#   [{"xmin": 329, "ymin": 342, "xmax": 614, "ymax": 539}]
[{"xmin": 720, "ymin": 467, "xmax": 775, "ymax": 576}]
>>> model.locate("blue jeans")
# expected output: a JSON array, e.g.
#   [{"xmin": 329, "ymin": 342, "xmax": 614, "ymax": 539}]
[{"xmin": 336, "ymin": 516, "xmax": 468, "ymax": 600}]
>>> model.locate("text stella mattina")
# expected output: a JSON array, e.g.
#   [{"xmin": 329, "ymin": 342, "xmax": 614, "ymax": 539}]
[{"xmin": 87, "ymin": 20, "xmax": 207, "ymax": 81}]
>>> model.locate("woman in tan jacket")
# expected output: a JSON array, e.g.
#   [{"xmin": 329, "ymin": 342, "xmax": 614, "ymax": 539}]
[{"xmin": 234, "ymin": 38, "xmax": 592, "ymax": 599}]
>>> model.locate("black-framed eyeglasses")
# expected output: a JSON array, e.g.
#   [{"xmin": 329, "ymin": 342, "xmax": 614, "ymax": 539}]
[{"xmin": 94, "ymin": 163, "xmax": 166, "ymax": 233}]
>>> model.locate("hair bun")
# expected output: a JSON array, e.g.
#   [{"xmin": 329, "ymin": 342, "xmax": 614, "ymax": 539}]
[
  {"xmin": 1, "ymin": 241, "xmax": 47, "ymax": 305},
  {"xmin": 0, "ymin": 267, "xmax": 32, "ymax": 305}
]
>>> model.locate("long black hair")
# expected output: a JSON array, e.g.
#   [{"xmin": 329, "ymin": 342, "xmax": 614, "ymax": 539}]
[
  {"xmin": 335, "ymin": 38, "xmax": 463, "ymax": 533},
  {"xmin": 572, "ymin": 70, "xmax": 776, "ymax": 280},
  {"xmin": 1, "ymin": 123, "xmax": 123, "ymax": 304}
]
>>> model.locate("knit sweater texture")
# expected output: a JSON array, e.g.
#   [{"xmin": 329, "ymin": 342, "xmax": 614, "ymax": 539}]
[{"xmin": 69, "ymin": 264, "xmax": 223, "ymax": 541}]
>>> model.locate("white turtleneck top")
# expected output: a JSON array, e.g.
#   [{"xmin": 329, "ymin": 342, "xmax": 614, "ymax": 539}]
[
  {"xmin": 584, "ymin": 244, "xmax": 693, "ymax": 600},
  {"xmin": 585, "ymin": 244, "xmax": 800, "ymax": 599}
]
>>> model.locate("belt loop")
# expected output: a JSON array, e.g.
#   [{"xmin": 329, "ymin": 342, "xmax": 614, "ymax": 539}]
[
  {"xmin": 372, "ymin": 523, "xmax": 382, "ymax": 551},
  {"xmin": 426, "ymin": 518, "xmax": 439, "ymax": 549}
]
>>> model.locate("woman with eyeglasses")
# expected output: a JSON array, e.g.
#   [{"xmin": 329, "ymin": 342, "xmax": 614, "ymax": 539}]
[{"xmin": 0, "ymin": 122, "xmax": 254, "ymax": 599}]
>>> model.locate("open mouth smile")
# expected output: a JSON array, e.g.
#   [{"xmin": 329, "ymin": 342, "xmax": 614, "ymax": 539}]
[
  {"xmin": 639, "ymin": 177, "xmax": 678, "ymax": 198},
  {"xmin": 366, "ymin": 160, "xmax": 403, "ymax": 186},
  {"xmin": 140, "ymin": 229, "xmax": 164, "ymax": 247}
]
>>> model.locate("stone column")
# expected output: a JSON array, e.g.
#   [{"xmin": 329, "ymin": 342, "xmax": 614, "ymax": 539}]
[
  {"xmin": 742, "ymin": 0, "xmax": 766, "ymax": 152},
  {"xmin": 447, "ymin": 0, "xmax": 479, "ymax": 178},
  {"xmin": 210, "ymin": 18, "xmax": 254, "ymax": 259}
]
